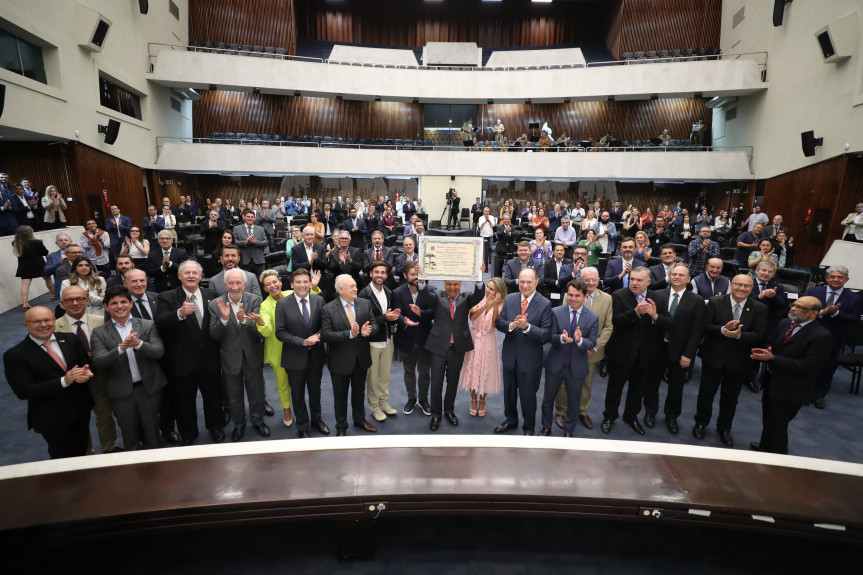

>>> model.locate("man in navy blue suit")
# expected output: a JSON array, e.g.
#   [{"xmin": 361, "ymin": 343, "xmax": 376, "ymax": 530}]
[
  {"xmin": 804, "ymin": 265, "xmax": 862, "ymax": 409},
  {"xmin": 290, "ymin": 226, "xmax": 328, "ymax": 273},
  {"xmin": 540, "ymin": 279, "xmax": 599, "ymax": 437},
  {"xmin": 342, "ymin": 207, "xmax": 367, "ymax": 249},
  {"xmin": 746, "ymin": 260, "xmax": 788, "ymax": 392},
  {"xmin": 495, "ymin": 267, "xmax": 553, "ymax": 435},
  {"xmin": 392, "ymin": 260, "xmax": 435, "ymax": 416},
  {"xmin": 105, "ymin": 204, "xmax": 132, "ymax": 255},
  {"xmin": 603, "ymin": 237, "xmax": 646, "ymax": 291}
]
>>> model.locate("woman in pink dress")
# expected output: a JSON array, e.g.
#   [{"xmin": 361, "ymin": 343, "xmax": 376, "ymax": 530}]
[{"xmin": 460, "ymin": 277, "xmax": 505, "ymax": 417}]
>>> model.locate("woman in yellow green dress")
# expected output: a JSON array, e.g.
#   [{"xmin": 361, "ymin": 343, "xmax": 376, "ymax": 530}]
[{"xmin": 257, "ymin": 268, "xmax": 322, "ymax": 428}]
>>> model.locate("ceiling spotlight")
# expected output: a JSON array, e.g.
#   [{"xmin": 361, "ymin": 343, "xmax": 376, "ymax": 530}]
[
  {"xmin": 650, "ymin": 93, "xmax": 658, "ymax": 100},
  {"xmin": 607, "ymin": 96, "xmax": 615, "ymax": 102},
  {"xmin": 208, "ymin": 84, "xmax": 217, "ymax": 91},
  {"xmin": 412, "ymin": 97, "xmax": 419, "ymax": 104},
  {"xmin": 525, "ymin": 98, "xmax": 532, "ymax": 104},
  {"xmin": 252, "ymin": 87, "xmax": 260, "ymax": 95},
  {"xmin": 563, "ymin": 98, "xmax": 571, "ymax": 104},
  {"xmin": 694, "ymin": 91, "xmax": 704, "ymax": 98},
  {"xmin": 488, "ymin": 99, "xmax": 494, "ymax": 105},
  {"xmin": 336, "ymin": 94, "xmax": 343, "ymax": 100},
  {"xmin": 294, "ymin": 90, "xmax": 301, "ymax": 97},
  {"xmin": 374, "ymin": 95, "xmax": 382, "ymax": 102}
]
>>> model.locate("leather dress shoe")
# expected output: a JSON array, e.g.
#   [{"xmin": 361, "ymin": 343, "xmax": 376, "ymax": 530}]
[
  {"xmin": 563, "ymin": 432, "xmax": 573, "ymax": 438},
  {"xmin": 749, "ymin": 441, "xmax": 762, "ymax": 451},
  {"xmin": 355, "ymin": 420, "xmax": 377, "ymax": 433},
  {"xmin": 600, "ymin": 419, "xmax": 613, "ymax": 434},
  {"xmin": 336, "ymin": 430, "xmax": 346, "ymax": 437},
  {"xmin": 624, "ymin": 418, "xmax": 645, "ymax": 435},
  {"xmin": 539, "ymin": 428, "xmax": 552, "ymax": 436},
  {"xmin": 718, "ymin": 429, "xmax": 734, "ymax": 448},
  {"xmin": 643, "ymin": 413, "xmax": 656, "ymax": 429},
  {"xmin": 813, "ymin": 396, "xmax": 826, "ymax": 409},
  {"xmin": 554, "ymin": 414, "xmax": 565, "ymax": 429},
  {"xmin": 298, "ymin": 430, "xmax": 311, "ymax": 439},
  {"xmin": 666, "ymin": 417, "xmax": 680, "ymax": 435},
  {"xmin": 264, "ymin": 401, "xmax": 275, "ymax": 417},
  {"xmin": 578, "ymin": 414, "xmax": 593, "ymax": 429},
  {"xmin": 209, "ymin": 427, "xmax": 225, "ymax": 443},
  {"xmin": 692, "ymin": 424, "xmax": 706, "ymax": 440},
  {"xmin": 314, "ymin": 420, "xmax": 330, "ymax": 436},
  {"xmin": 445, "ymin": 412, "xmax": 458, "ymax": 427},
  {"xmin": 253, "ymin": 422, "xmax": 271, "ymax": 438},
  {"xmin": 179, "ymin": 437, "xmax": 194, "ymax": 447},
  {"xmin": 231, "ymin": 425, "xmax": 244, "ymax": 442},
  {"xmin": 221, "ymin": 409, "xmax": 232, "ymax": 428},
  {"xmin": 494, "ymin": 421, "xmax": 518, "ymax": 434},
  {"xmin": 165, "ymin": 431, "xmax": 181, "ymax": 445},
  {"xmin": 106, "ymin": 446, "xmax": 126, "ymax": 453},
  {"xmin": 429, "ymin": 417, "xmax": 441, "ymax": 432},
  {"xmin": 599, "ymin": 366, "xmax": 608, "ymax": 378}
]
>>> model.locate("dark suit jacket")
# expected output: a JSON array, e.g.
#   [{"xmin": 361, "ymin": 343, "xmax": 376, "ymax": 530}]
[
  {"xmin": 751, "ymin": 279, "xmax": 788, "ymax": 335},
  {"xmin": 146, "ymin": 247, "xmax": 188, "ymax": 293},
  {"xmin": 545, "ymin": 305, "xmax": 598, "ymax": 377},
  {"xmin": 392, "ymin": 283, "xmax": 436, "ymax": 352},
  {"xmin": 359, "ymin": 284, "xmax": 396, "ymax": 343},
  {"xmin": 291, "ymin": 241, "xmax": 328, "ymax": 272},
  {"xmin": 425, "ymin": 284, "xmax": 485, "ymax": 356},
  {"xmin": 364, "ymin": 212, "xmax": 381, "ymax": 235},
  {"xmin": 648, "ymin": 262, "xmax": 673, "ymax": 290},
  {"xmin": 764, "ymin": 318, "xmax": 833, "ymax": 405},
  {"xmin": 130, "ymin": 291, "xmax": 159, "ymax": 320},
  {"xmin": 605, "ymin": 288, "xmax": 673, "ymax": 369},
  {"xmin": 603, "ymin": 257, "xmax": 647, "ymax": 291},
  {"xmin": 698, "ymin": 294, "xmax": 767, "ymax": 373},
  {"xmin": 502, "ymin": 258, "xmax": 545, "ymax": 292},
  {"xmin": 155, "ymin": 286, "xmax": 220, "ymax": 377},
  {"xmin": 543, "ymin": 258, "xmax": 574, "ymax": 293},
  {"xmin": 3, "ymin": 333, "xmax": 94, "ymax": 433},
  {"xmin": 495, "ymin": 224, "xmax": 516, "ymax": 255},
  {"xmin": 362, "ymin": 246, "xmax": 395, "ymax": 274},
  {"xmin": 470, "ymin": 202, "xmax": 484, "ymax": 223},
  {"xmin": 328, "ymin": 247, "xmax": 363, "ymax": 282},
  {"xmin": 275, "ymin": 293, "xmax": 326, "ymax": 371},
  {"xmin": 320, "ymin": 297, "xmax": 379, "ymax": 374},
  {"xmin": 90, "ymin": 317, "xmax": 167, "ymax": 398},
  {"xmin": 105, "ymin": 214, "xmax": 132, "ymax": 251},
  {"xmin": 805, "ymin": 286, "xmax": 863, "ymax": 352},
  {"xmin": 663, "ymin": 288, "xmax": 705, "ymax": 361},
  {"xmin": 341, "ymin": 218, "xmax": 367, "ymax": 248},
  {"xmin": 496, "ymin": 291, "xmax": 553, "ymax": 371}
]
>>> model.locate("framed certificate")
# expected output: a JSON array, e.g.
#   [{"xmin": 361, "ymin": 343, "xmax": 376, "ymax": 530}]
[{"xmin": 417, "ymin": 236, "xmax": 484, "ymax": 282}]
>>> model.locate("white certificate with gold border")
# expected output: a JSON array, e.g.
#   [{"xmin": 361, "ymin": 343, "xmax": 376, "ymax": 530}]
[{"xmin": 417, "ymin": 236, "xmax": 484, "ymax": 282}]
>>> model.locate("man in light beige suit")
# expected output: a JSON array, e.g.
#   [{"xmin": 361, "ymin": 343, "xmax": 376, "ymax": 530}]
[
  {"xmin": 55, "ymin": 285, "xmax": 120, "ymax": 453},
  {"xmin": 554, "ymin": 267, "xmax": 614, "ymax": 430}
]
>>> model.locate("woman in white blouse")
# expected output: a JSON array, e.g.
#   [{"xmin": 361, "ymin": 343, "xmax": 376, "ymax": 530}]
[
  {"xmin": 60, "ymin": 256, "xmax": 106, "ymax": 314},
  {"xmin": 161, "ymin": 205, "xmax": 177, "ymax": 245},
  {"xmin": 120, "ymin": 225, "xmax": 151, "ymax": 269},
  {"xmin": 581, "ymin": 209, "xmax": 598, "ymax": 234}
]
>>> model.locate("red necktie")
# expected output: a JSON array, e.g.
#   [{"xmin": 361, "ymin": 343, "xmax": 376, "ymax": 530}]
[
  {"xmin": 375, "ymin": 248, "xmax": 381, "ymax": 261},
  {"xmin": 42, "ymin": 341, "xmax": 67, "ymax": 371},
  {"xmin": 449, "ymin": 297, "xmax": 455, "ymax": 342},
  {"xmin": 781, "ymin": 322, "xmax": 800, "ymax": 345},
  {"xmin": 521, "ymin": 298, "xmax": 528, "ymax": 316}
]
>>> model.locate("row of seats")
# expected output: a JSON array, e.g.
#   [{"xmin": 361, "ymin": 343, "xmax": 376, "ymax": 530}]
[
  {"xmin": 206, "ymin": 133, "xmax": 435, "ymax": 148},
  {"xmin": 622, "ymin": 47, "xmax": 720, "ymax": 63},
  {"xmin": 190, "ymin": 41, "xmax": 288, "ymax": 58}
]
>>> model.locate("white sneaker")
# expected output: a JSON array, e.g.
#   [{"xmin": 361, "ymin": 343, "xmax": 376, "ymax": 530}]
[{"xmin": 370, "ymin": 407, "xmax": 387, "ymax": 422}]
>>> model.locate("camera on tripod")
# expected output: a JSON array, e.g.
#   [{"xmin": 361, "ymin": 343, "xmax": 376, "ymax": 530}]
[{"xmin": 446, "ymin": 188, "xmax": 455, "ymax": 202}]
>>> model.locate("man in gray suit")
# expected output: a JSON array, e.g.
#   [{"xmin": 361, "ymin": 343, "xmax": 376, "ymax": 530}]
[
  {"xmin": 541, "ymin": 279, "xmax": 599, "ymax": 437},
  {"xmin": 234, "ymin": 209, "xmax": 267, "ymax": 277},
  {"xmin": 91, "ymin": 286, "xmax": 167, "ymax": 450},
  {"xmin": 209, "ymin": 269, "xmax": 270, "ymax": 441},
  {"xmin": 255, "ymin": 200, "xmax": 277, "ymax": 251},
  {"xmin": 208, "ymin": 244, "xmax": 262, "ymax": 298},
  {"xmin": 502, "ymin": 241, "xmax": 544, "ymax": 293}
]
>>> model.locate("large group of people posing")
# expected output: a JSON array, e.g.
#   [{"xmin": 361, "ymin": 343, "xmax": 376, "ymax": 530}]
[{"xmin": 4, "ymin": 188, "xmax": 861, "ymax": 462}]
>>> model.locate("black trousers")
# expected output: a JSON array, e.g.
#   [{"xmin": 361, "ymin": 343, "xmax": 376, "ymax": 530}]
[
  {"xmin": 402, "ymin": 344, "xmax": 431, "ymax": 403},
  {"xmin": 603, "ymin": 360, "xmax": 648, "ymax": 422},
  {"xmin": 331, "ymin": 359, "xmax": 368, "ymax": 432},
  {"xmin": 643, "ymin": 354, "xmax": 686, "ymax": 419},
  {"xmin": 287, "ymin": 364, "xmax": 324, "ymax": 433},
  {"xmin": 172, "ymin": 364, "xmax": 223, "ymax": 439},
  {"xmin": 429, "ymin": 346, "xmax": 465, "ymax": 418},
  {"xmin": 695, "ymin": 364, "xmax": 744, "ymax": 431},
  {"xmin": 41, "ymin": 411, "xmax": 91, "ymax": 459},
  {"xmin": 502, "ymin": 359, "xmax": 542, "ymax": 433},
  {"xmin": 447, "ymin": 209, "xmax": 460, "ymax": 229},
  {"xmin": 759, "ymin": 376, "xmax": 801, "ymax": 454}
]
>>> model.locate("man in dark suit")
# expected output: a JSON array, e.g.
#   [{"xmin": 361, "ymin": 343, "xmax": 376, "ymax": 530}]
[
  {"xmin": 362, "ymin": 231, "xmax": 395, "ymax": 287},
  {"xmin": 690, "ymin": 257, "xmax": 730, "ymax": 302},
  {"xmin": 643, "ymin": 263, "xmax": 704, "ymax": 435},
  {"xmin": 544, "ymin": 244, "xmax": 574, "ymax": 305},
  {"xmin": 601, "ymin": 267, "xmax": 672, "ymax": 435},
  {"xmin": 291, "ymin": 225, "xmax": 328, "ymax": 273},
  {"xmin": 142, "ymin": 205, "xmax": 164, "ymax": 243},
  {"xmin": 105, "ymin": 204, "xmax": 132, "ymax": 255},
  {"xmin": 648, "ymin": 244, "xmax": 678, "ymax": 291},
  {"xmin": 155, "ymin": 260, "xmax": 226, "ymax": 445},
  {"xmin": 547, "ymin": 203, "xmax": 564, "ymax": 237},
  {"xmin": 608, "ymin": 201, "xmax": 625, "ymax": 225},
  {"xmin": 393, "ymin": 260, "xmax": 435, "ymax": 416},
  {"xmin": 275, "ymin": 268, "xmax": 330, "ymax": 438},
  {"xmin": 234, "ymin": 209, "xmax": 267, "ymax": 277},
  {"xmin": 495, "ymin": 267, "xmax": 553, "ymax": 435},
  {"xmin": 320, "ymin": 274, "xmax": 380, "ymax": 435},
  {"xmin": 320, "ymin": 203, "xmax": 339, "ymax": 239},
  {"xmin": 91, "ymin": 286, "xmax": 167, "ymax": 450},
  {"xmin": 446, "ymin": 189, "xmax": 461, "ymax": 229},
  {"xmin": 125, "ymin": 268, "xmax": 158, "ymax": 322},
  {"xmin": 603, "ymin": 238, "xmax": 646, "ymax": 291},
  {"xmin": 342, "ymin": 207, "xmax": 367, "ymax": 249},
  {"xmin": 147, "ymin": 230, "xmax": 187, "ymax": 293},
  {"xmin": 470, "ymin": 197, "xmax": 484, "ymax": 233},
  {"xmin": 805, "ymin": 265, "xmax": 863, "ymax": 408},
  {"xmin": 747, "ymin": 260, "xmax": 788, "ymax": 392},
  {"xmin": 765, "ymin": 214, "xmax": 789, "ymax": 241},
  {"xmin": 750, "ymin": 296, "xmax": 833, "ymax": 454},
  {"xmin": 694, "ymin": 274, "xmax": 767, "ymax": 447},
  {"xmin": 502, "ymin": 241, "xmax": 544, "ymax": 293},
  {"xmin": 105, "ymin": 255, "xmax": 134, "ymax": 289},
  {"xmin": 359, "ymin": 261, "xmax": 400, "ymax": 422},
  {"xmin": 0, "ymin": 177, "xmax": 19, "ymax": 236},
  {"xmin": 209, "ymin": 269, "xmax": 269, "ymax": 441},
  {"xmin": 494, "ymin": 213, "xmax": 517, "ymax": 275},
  {"xmin": 9, "ymin": 183, "xmax": 39, "ymax": 227},
  {"xmin": 540, "ymin": 279, "xmax": 599, "ymax": 437},
  {"xmin": 364, "ymin": 205, "xmax": 381, "ymax": 238},
  {"xmin": 425, "ymin": 272, "xmax": 486, "ymax": 431},
  {"xmin": 4, "ymin": 306, "xmax": 94, "ymax": 459},
  {"xmin": 329, "ymin": 230, "xmax": 363, "ymax": 287},
  {"xmin": 43, "ymin": 233, "xmax": 74, "ymax": 300}
]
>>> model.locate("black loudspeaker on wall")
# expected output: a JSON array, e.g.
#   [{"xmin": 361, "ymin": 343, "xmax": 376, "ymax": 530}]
[
  {"xmin": 773, "ymin": 0, "xmax": 792, "ymax": 27},
  {"xmin": 99, "ymin": 119, "xmax": 121, "ymax": 145},
  {"xmin": 139, "ymin": 0, "xmax": 149, "ymax": 15},
  {"xmin": 451, "ymin": 175, "xmax": 455, "ymax": 181},
  {"xmin": 0, "ymin": 84, "xmax": 5, "ymax": 119},
  {"xmin": 801, "ymin": 130, "xmax": 822, "ymax": 157}
]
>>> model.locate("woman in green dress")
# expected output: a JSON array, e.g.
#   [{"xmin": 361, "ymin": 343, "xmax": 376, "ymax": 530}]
[
  {"xmin": 257, "ymin": 268, "xmax": 322, "ymax": 427},
  {"xmin": 578, "ymin": 228, "xmax": 601, "ymax": 266}
]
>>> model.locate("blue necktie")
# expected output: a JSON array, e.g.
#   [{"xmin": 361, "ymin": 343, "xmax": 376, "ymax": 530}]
[
  {"xmin": 623, "ymin": 272, "xmax": 629, "ymax": 288},
  {"xmin": 301, "ymin": 298, "xmax": 310, "ymax": 326},
  {"xmin": 565, "ymin": 310, "xmax": 579, "ymax": 366}
]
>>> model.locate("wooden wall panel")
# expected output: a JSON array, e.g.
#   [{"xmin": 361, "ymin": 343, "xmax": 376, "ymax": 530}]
[
  {"xmin": 193, "ymin": 91, "xmax": 423, "ymax": 140},
  {"xmin": 189, "ymin": 0, "xmax": 296, "ymax": 54},
  {"xmin": 73, "ymin": 146, "xmax": 148, "ymax": 227},
  {"xmin": 294, "ymin": 0, "xmax": 613, "ymax": 47},
  {"xmin": 606, "ymin": 0, "xmax": 722, "ymax": 60},
  {"xmin": 478, "ymin": 98, "xmax": 711, "ymax": 143}
]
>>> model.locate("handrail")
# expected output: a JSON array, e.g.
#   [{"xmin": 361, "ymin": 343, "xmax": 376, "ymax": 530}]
[{"xmin": 147, "ymin": 42, "xmax": 768, "ymax": 77}]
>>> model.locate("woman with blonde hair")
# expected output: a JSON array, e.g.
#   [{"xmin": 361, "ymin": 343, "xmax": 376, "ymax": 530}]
[
  {"xmin": 41, "ymin": 185, "xmax": 67, "ymax": 230},
  {"xmin": 634, "ymin": 230, "xmax": 652, "ymax": 263},
  {"xmin": 459, "ymin": 277, "xmax": 505, "ymax": 417},
  {"xmin": 60, "ymin": 256, "xmax": 106, "ymax": 314},
  {"xmin": 12, "ymin": 225, "xmax": 53, "ymax": 309}
]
